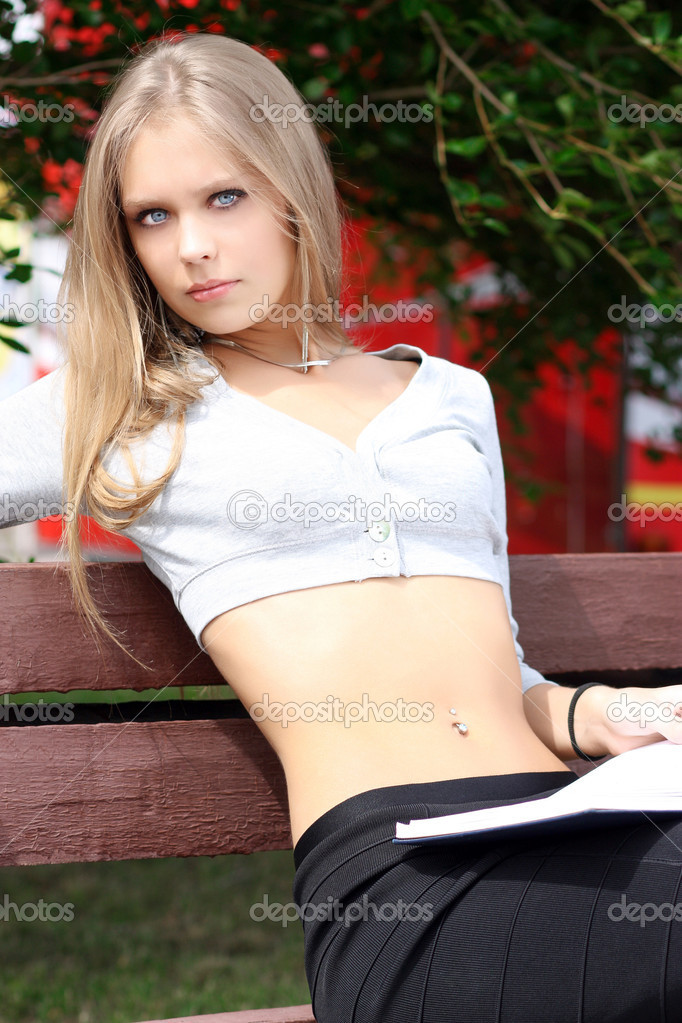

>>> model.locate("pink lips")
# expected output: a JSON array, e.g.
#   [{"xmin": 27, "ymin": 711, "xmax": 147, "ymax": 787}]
[{"xmin": 187, "ymin": 279, "xmax": 239, "ymax": 302}]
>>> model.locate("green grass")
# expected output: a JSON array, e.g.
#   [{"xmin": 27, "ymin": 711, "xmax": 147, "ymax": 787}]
[{"xmin": 0, "ymin": 850, "xmax": 310, "ymax": 1023}]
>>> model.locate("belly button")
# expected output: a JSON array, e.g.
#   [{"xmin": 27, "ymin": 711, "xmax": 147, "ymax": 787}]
[{"xmin": 449, "ymin": 708, "xmax": 469, "ymax": 735}]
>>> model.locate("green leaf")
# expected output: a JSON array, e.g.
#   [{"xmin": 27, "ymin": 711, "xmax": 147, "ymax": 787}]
[
  {"xmin": 479, "ymin": 192, "xmax": 509, "ymax": 208},
  {"xmin": 301, "ymin": 77, "xmax": 328, "ymax": 101},
  {"xmin": 652, "ymin": 11, "xmax": 672, "ymax": 44},
  {"xmin": 482, "ymin": 217, "xmax": 510, "ymax": 235},
  {"xmin": 589, "ymin": 153, "xmax": 618, "ymax": 178},
  {"xmin": 0, "ymin": 333, "xmax": 30, "ymax": 354},
  {"xmin": 555, "ymin": 93, "xmax": 576, "ymax": 122},
  {"xmin": 419, "ymin": 40, "xmax": 436, "ymax": 73},
  {"xmin": 444, "ymin": 135, "xmax": 488, "ymax": 157},
  {"xmin": 614, "ymin": 2, "xmax": 646, "ymax": 23},
  {"xmin": 425, "ymin": 85, "xmax": 463, "ymax": 111},
  {"xmin": 4, "ymin": 263, "xmax": 32, "ymax": 283},
  {"xmin": 400, "ymin": 0, "xmax": 423, "ymax": 20},
  {"xmin": 556, "ymin": 188, "xmax": 592, "ymax": 210},
  {"xmin": 560, "ymin": 235, "xmax": 593, "ymax": 261},
  {"xmin": 446, "ymin": 178, "xmax": 480, "ymax": 204},
  {"xmin": 550, "ymin": 243, "xmax": 575, "ymax": 270},
  {"xmin": 638, "ymin": 149, "xmax": 678, "ymax": 173}
]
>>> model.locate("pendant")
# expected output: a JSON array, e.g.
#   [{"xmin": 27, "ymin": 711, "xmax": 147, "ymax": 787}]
[{"xmin": 449, "ymin": 708, "xmax": 469, "ymax": 735}]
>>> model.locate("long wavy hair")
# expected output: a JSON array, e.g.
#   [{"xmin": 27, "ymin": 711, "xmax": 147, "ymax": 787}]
[{"xmin": 55, "ymin": 32, "xmax": 368, "ymax": 667}]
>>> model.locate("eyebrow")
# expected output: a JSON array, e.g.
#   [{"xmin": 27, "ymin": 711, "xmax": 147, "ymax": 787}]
[{"xmin": 120, "ymin": 180, "xmax": 244, "ymax": 214}]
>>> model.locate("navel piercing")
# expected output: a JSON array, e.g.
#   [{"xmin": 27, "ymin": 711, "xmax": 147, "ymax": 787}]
[{"xmin": 449, "ymin": 708, "xmax": 469, "ymax": 735}]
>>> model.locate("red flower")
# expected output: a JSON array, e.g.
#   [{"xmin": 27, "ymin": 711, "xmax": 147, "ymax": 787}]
[
  {"xmin": 176, "ymin": 0, "xmax": 200, "ymax": 7},
  {"xmin": 308, "ymin": 43, "xmax": 329, "ymax": 59},
  {"xmin": 42, "ymin": 0, "xmax": 64, "ymax": 34},
  {"xmin": 62, "ymin": 159, "xmax": 83, "ymax": 187},
  {"xmin": 50, "ymin": 25, "xmax": 74, "ymax": 51},
  {"xmin": 42, "ymin": 158, "xmax": 63, "ymax": 188}
]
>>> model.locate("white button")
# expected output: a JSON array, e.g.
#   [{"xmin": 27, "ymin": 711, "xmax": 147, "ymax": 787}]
[
  {"xmin": 372, "ymin": 548, "xmax": 395, "ymax": 567},
  {"xmin": 367, "ymin": 520, "xmax": 391, "ymax": 542}
]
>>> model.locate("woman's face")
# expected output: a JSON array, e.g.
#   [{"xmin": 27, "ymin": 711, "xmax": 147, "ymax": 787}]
[{"xmin": 120, "ymin": 114, "xmax": 297, "ymax": 345}]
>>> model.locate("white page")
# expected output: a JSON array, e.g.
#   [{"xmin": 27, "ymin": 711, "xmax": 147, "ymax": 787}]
[{"xmin": 395, "ymin": 740, "xmax": 682, "ymax": 841}]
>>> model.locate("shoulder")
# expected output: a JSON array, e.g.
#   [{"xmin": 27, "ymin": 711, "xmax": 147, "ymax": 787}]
[
  {"xmin": 420, "ymin": 349, "xmax": 494, "ymax": 404},
  {"xmin": 0, "ymin": 364, "xmax": 67, "ymax": 437}
]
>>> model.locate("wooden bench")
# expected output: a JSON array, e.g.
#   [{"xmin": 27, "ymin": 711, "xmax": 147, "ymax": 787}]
[{"xmin": 1, "ymin": 551, "xmax": 681, "ymax": 1023}]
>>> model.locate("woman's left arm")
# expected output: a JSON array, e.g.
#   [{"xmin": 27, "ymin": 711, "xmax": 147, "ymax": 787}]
[
  {"xmin": 525, "ymin": 681, "xmax": 682, "ymax": 760},
  {"xmin": 477, "ymin": 371, "xmax": 682, "ymax": 760}
]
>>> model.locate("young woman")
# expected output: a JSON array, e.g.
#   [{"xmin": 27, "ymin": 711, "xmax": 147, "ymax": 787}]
[{"xmin": 3, "ymin": 32, "xmax": 682, "ymax": 1023}]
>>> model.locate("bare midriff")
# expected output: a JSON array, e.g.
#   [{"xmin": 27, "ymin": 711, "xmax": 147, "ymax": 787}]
[
  {"xmin": 201, "ymin": 576, "xmax": 573, "ymax": 846},
  {"xmin": 199, "ymin": 342, "xmax": 573, "ymax": 846}
]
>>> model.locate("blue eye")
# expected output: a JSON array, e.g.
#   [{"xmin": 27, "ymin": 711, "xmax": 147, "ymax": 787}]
[
  {"xmin": 214, "ymin": 190, "xmax": 245, "ymax": 207},
  {"xmin": 132, "ymin": 188, "xmax": 246, "ymax": 227},
  {"xmin": 133, "ymin": 205, "xmax": 168, "ymax": 226}
]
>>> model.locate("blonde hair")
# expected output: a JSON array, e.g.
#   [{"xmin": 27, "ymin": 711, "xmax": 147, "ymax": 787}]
[{"xmin": 56, "ymin": 32, "xmax": 370, "ymax": 667}]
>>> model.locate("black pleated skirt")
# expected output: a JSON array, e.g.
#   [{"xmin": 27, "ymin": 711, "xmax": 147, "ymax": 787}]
[{"xmin": 292, "ymin": 770, "xmax": 682, "ymax": 1023}]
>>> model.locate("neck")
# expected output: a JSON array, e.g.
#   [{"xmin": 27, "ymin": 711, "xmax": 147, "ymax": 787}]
[{"xmin": 203, "ymin": 332, "xmax": 352, "ymax": 372}]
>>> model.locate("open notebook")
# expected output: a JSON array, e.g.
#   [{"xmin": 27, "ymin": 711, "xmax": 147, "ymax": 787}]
[{"xmin": 394, "ymin": 740, "xmax": 682, "ymax": 845}]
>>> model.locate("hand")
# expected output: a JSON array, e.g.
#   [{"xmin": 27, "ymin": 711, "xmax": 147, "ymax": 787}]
[{"xmin": 583, "ymin": 684, "xmax": 682, "ymax": 757}]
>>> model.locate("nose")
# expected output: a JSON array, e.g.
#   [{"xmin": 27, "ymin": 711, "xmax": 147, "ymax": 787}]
[{"xmin": 177, "ymin": 214, "xmax": 218, "ymax": 263}]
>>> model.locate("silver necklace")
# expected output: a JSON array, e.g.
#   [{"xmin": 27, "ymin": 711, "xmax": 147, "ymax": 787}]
[{"xmin": 203, "ymin": 324, "xmax": 348, "ymax": 374}]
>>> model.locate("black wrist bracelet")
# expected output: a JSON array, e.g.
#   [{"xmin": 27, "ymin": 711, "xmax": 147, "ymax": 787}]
[{"xmin": 567, "ymin": 682, "xmax": 607, "ymax": 761}]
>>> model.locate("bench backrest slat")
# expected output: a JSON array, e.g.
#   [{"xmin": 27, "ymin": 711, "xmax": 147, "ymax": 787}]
[{"xmin": 0, "ymin": 553, "xmax": 679, "ymax": 867}]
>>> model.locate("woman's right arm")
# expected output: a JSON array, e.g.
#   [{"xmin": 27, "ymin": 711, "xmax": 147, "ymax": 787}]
[{"xmin": 0, "ymin": 366, "xmax": 74, "ymax": 529}]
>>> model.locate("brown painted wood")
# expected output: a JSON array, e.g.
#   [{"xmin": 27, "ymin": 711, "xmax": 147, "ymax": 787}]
[
  {"xmin": 133, "ymin": 1006, "xmax": 315, "ymax": 1023},
  {"xmin": 0, "ymin": 561, "xmax": 225, "ymax": 693},
  {"xmin": 1, "ymin": 553, "xmax": 678, "ymax": 1023},
  {"xmin": 0, "ymin": 552, "xmax": 679, "ymax": 869},
  {"xmin": 2, "ymin": 554, "xmax": 681, "ymax": 696},
  {"xmin": 0, "ymin": 719, "xmax": 291, "ymax": 866},
  {"xmin": 509, "ymin": 552, "xmax": 682, "ymax": 674}
]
